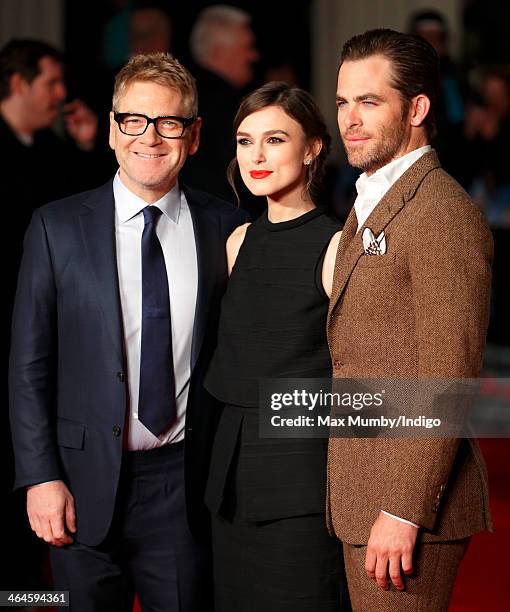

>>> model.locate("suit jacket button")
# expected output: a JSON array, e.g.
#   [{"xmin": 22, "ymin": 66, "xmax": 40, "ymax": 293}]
[
  {"xmin": 112, "ymin": 425, "xmax": 122, "ymax": 437},
  {"xmin": 334, "ymin": 360, "xmax": 341, "ymax": 368},
  {"xmin": 116, "ymin": 371, "xmax": 125, "ymax": 382}
]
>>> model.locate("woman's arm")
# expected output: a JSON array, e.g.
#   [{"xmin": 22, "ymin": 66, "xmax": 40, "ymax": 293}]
[{"xmin": 322, "ymin": 230, "xmax": 342, "ymax": 298}]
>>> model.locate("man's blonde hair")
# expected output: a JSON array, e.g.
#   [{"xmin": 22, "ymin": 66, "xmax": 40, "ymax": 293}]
[{"xmin": 112, "ymin": 53, "xmax": 198, "ymax": 116}]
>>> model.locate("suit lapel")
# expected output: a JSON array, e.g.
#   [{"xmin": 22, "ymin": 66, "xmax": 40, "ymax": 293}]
[
  {"xmin": 79, "ymin": 181, "xmax": 124, "ymax": 361},
  {"xmin": 328, "ymin": 194, "xmax": 405, "ymax": 315},
  {"xmin": 184, "ymin": 186, "xmax": 221, "ymax": 371},
  {"xmin": 329, "ymin": 151, "xmax": 441, "ymax": 316}
]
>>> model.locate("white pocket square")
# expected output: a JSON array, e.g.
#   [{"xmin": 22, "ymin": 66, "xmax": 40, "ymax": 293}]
[{"xmin": 362, "ymin": 228, "xmax": 386, "ymax": 255}]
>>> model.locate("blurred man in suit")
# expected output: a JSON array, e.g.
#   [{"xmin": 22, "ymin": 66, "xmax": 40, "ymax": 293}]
[
  {"xmin": 183, "ymin": 5, "xmax": 259, "ymax": 206},
  {"xmin": 1, "ymin": 38, "xmax": 109, "ymax": 591},
  {"xmin": 0, "ymin": 39, "xmax": 107, "ymax": 250},
  {"xmin": 328, "ymin": 29, "xmax": 492, "ymax": 611},
  {"xmin": 9, "ymin": 52, "xmax": 246, "ymax": 611}
]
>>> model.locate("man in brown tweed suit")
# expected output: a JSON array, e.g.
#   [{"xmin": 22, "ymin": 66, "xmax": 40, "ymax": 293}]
[{"xmin": 328, "ymin": 29, "xmax": 493, "ymax": 611}]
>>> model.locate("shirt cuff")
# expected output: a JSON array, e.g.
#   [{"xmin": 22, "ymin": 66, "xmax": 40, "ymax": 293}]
[{"xmin": 381, "ymin": 510, "xmax": 419, "ymax": 528}]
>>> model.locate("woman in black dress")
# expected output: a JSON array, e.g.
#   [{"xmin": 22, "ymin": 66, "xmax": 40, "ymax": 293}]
[{"xmin": 204, "ymin": 82, "xmax": 351, "ymax": 611}]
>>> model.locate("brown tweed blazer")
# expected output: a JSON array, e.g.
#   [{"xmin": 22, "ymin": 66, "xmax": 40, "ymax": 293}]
[{"xmin": 327, "ymin": 151, "xmax": 493, "ymax": 545}]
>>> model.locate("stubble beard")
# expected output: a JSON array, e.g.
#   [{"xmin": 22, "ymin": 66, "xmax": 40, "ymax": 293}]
[{"xmin": 343, "ymin": 120, "xmax": 407, "ymax": 174}]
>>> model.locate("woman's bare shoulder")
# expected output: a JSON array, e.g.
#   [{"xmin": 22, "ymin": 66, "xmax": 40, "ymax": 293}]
[
  {"xmin": 226, "ymin": 222, "xmax": 251, "ymax": 273},
  {"xmin": 227, "ymin": 222, "xmax": 251, "ymax": 245}
]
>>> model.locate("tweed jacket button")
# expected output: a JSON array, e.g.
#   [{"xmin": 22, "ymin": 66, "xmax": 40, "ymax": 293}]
[{"xmin": 112, "ymin": 425, "xmax": 122, "ymax": 437}]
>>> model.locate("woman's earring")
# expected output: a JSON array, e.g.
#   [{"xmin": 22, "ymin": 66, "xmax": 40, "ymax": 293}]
[{"xmin": 304, "ymin": 159, "xmax": 311, "ymax": 165}]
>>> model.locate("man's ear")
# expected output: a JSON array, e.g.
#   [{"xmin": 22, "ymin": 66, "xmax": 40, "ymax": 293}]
[
  {"xmin": 108, "ymin": 111, "xmax": 116, "ymax": 150},
  {"xmin": 188, "ymin": 116, "xmax": 202, "ymax": 156},
  {"xmin": 410, "ymin": 94, "xmax": 431, "ymax": 128},
  {"xmin": 9, "ymin": 72, "xmax": 27, "ymax": 96}
]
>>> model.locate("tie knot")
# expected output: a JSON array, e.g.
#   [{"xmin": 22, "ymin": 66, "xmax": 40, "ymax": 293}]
[{"xmin": 143, "ymin": 206, "xmax": 163, "ymax": 225}]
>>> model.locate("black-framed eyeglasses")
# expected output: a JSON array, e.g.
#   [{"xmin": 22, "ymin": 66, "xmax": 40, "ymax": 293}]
[{"xmin": 113, "ymin": 112, "xmax": 196, "ymax": 139}]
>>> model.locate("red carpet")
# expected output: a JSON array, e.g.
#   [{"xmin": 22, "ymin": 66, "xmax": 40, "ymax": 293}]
[
  {"xmin": 133, "ymin": 440, "xmax": 509, "ymax": 612},
  {"xmin": 450, "ymin": 439, "xmax": 510, "ymax": 611}
]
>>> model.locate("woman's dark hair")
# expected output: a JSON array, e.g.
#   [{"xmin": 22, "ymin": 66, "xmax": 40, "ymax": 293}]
[
  {"xmin": 227, "ymin": 81, "xmax": 331, "ymax": 203},
  {"xmin": 340, "ymin": 28, "xmax": 440, "ymax": 140}
]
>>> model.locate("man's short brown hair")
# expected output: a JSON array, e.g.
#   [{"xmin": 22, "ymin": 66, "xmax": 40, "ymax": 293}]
[
  {"xmin": 0, "ymin": 39, "xmax": 63, "ymax": 101},
  {"xmin": 112, "ymin": 53, "xmax": 198, "ymax": 117},
  {"xmin": 340, "ymin": 29, "xmax": 440, "ymax": 140}
]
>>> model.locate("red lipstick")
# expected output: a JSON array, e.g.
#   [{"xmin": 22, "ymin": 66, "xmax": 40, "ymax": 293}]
[{"xmin": 249, "ymin": 170, "xmax": 273, "ymax": 179}]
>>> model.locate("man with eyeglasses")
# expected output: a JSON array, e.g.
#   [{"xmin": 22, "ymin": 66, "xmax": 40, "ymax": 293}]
[{"xmin": 9, "ymin": 53, "xmax": 247, "ymax": 612}]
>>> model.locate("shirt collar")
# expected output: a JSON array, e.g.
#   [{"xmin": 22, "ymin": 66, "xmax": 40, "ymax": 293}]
[
  {"xmin": 16, "ymin": 131, "xmax": 34, "ymax": 146},
  {"xmin": 113, "ymin": 171, "xmax": 181, "ymax": 224},
  {"xmin": 355, "ymin": 145, "xmax": 432, "ymax": 199}
]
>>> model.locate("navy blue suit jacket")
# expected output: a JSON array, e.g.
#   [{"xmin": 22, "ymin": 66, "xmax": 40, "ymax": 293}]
[{"xmin": 9, "ymin": 179, "xmax": 247, "ymax": 546}]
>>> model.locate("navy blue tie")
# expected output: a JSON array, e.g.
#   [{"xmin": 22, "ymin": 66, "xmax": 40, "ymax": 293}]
[{"xmin": 138, "ymin": 206, "xmax": 176, "ymax": 436}]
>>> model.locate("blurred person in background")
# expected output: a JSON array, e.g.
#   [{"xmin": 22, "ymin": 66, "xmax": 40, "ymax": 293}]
[
  {"xmin": 0, "ymin": 39, "xmax": 108, "ymax": 268},
  {"xmin": 465, "ymin": 69, "xmax": 510, "ymax": 345},
  {"xmin": 102, "ymin": 0, "xmax": 132, "ymax": 72},
  {"xmin": 0, "ymin": 38, "xmax": 110, "ymax": 371},
  {"xmin": 409, "ymin": 9, "xmax": 469, "ymax": 186},
  {"xmin": 102, "ymin": 2, "xmax": 173, "ymax": 71},
  {"xmin": 183, "ymin": 4, "xmax": 260, "ymax": 206},
  {"xmin": 129, "ymin": 5, "xmax": 172, "ymax": 56},
  {"xmin": 1, "ymin": 38, "xmax": 110, "ymax": 590},
  {"xmin": 263, "ymin": 59, "xmax": 299, "ymax": 87},
  {"xmin": 465, "ymin": 69, "xmax": 510, "ymax": 226}
]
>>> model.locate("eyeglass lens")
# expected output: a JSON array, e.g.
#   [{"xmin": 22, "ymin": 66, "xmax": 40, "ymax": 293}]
[{"xmin": 118, "ymin": 114, "xmax": 186, "ymax": 138}]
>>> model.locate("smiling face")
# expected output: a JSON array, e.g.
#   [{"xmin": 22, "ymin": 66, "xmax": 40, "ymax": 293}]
[
  {"xmin": 336, "ymin": 55, "xmax": 413, "ymax": 175},
  {"xmin": 109, "ymin": 80, "xmax": 200, "ymax": 202},
  {"xmin": 236, "ymin": 105, "xmax": 317, "ymax": 204}
]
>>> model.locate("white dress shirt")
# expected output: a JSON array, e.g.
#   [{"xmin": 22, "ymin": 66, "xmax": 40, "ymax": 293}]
[
  {"xmin": 354, "ymin": 145, "xmax": 432, "ymax": 232},
  {"xmin": 354, "ymin": 149, "xmax": 432, "ymax": 528},
  {"xmin": 114, "ymin": 173, "xmax": 198, "ymax": 450}
]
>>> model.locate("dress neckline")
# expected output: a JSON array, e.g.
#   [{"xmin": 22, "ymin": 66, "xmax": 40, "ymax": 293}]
[{"xmin": 260, "ymin": 206, "xmax": 325, "ymax": 232}]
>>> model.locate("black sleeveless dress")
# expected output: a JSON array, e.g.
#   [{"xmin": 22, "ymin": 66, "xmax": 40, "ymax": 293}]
[{"xmin": 204, "ymin": 207, "xmax": 351, "ymax": 612}]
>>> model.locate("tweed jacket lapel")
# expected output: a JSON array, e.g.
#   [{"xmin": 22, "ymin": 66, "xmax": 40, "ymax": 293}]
[{"xmin": 328, "ymin": 150, "xmax": 441, "ymax": 317}]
